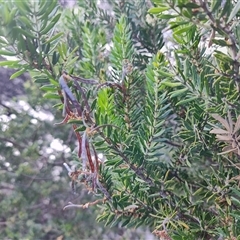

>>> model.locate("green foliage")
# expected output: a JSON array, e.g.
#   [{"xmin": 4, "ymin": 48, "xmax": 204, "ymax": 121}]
[
  {"xmin": 0, "ymin": 81, "xmax": 106, "ymax": 239},
  {"xmin": 1, "ymin": 0, "xmax": 240, "ymax": 239}
]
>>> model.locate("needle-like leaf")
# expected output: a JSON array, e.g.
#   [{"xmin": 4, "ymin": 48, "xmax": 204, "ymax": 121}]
[
  {"xmin": 211, "ymin": 113, "xmax": 240, "ymax": 156},
  {"xmin": 210, "ymin": 128, "xmax": 229, "ymax": 134},
  {"xmin": 233, "ymin": 115, "xmax": 240, "ymax": 134},
  {"xmin": 215, "ymin": 134, "xmax": 232, "ymax": 141},
  {"xmin": 73, "ymin": 124, "xmax": 82, "ymax": 158},
  {"xmin": 81, "ymin": 131, "xmax": 87, "ymax": 171},
  {"xmin": 228, "ymin": 111, "xmax": 234, "ymax": 133},
  {"xmin": 212, "ymin": 114, "xmax": 231, "ymax": 132},
  {"xmin": 219, "ymin": 146, "xmax": 237, "ymax": 155}
]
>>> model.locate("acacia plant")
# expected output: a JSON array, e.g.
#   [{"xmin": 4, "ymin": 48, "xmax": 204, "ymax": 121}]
[{"xmin": 1, "ymin": 0, "xmax": 240, "ymax": 239}]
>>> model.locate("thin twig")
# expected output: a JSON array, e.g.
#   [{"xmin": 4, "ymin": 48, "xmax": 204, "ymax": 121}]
[
  {"xmin": 63, "ymin": 199, "xmax": 104, "ymax": 210},
  {"xmin": 70, "ymin": 75, "xmax": 99, "ymax": 85}
]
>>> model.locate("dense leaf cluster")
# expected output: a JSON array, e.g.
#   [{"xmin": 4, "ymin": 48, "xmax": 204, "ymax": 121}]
[{"xmin": 1, "ymin": 0, "xmax": 240, "ymax": 239}]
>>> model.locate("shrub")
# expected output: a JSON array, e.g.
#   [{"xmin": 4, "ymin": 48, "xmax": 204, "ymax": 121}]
[{"xmin": 1, "ymin": 0, "xmax": 240, "ymax": 239}]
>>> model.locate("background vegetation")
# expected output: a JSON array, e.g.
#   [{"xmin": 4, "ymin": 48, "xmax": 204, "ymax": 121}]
[{"xmin": 0, "ymin": 0, "xmax": 240, "ymax": 239}]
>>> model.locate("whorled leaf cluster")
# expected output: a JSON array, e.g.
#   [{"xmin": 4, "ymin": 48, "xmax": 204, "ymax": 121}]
[{"xmin": 210, "ymin": 112, "xmax": 240, "ymax": 155}]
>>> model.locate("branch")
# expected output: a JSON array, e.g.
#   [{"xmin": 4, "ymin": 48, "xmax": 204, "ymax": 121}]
[{"xmin": 199, "ymin": 0, "xmax": 240, "ymax": 84}]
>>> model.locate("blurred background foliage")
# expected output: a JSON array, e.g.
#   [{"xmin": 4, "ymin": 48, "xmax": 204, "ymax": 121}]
[{"xmin": 0, "ymin": 0, "xmax": 240, "ymax": 239}]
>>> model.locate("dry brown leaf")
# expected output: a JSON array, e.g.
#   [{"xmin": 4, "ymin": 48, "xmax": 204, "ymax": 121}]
[
  {"xmin": 219, "ymin": 146, "xmax": 237, "ymax": 155},
  {"xmin": 211, "ymin": 112, "xmax": 240, "ymax": 156},
  {"xmin": 230, "ymin": 175, "xmax": 240, "ymax": 181},
  {"xmin": 215, "ymin": 135, "xmax": 232, "ymax": 141},
  {"xmin": 56, "ymin": 235, "xmax": 64, "ymax": 240},
  {"xmin": 153, "ymin": 230, "xmax": 172, "ymax": 240},
  {"xmin": 212, "ymin": 114, "xmax": 231, "ymax": 132},
  {"xmin": 210, "ymin": 128, "xmax": 229, "ymax": 134}
]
